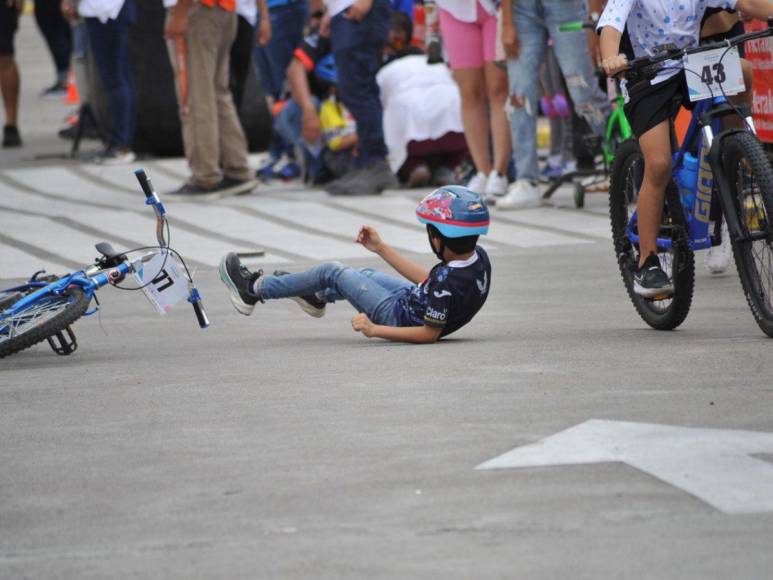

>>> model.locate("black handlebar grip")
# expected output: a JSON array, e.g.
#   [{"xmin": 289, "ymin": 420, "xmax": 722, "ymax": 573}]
[
  {"xmin": 192, "ymin": 301, "xmax": 210, "ymax": 329},
  {"xmin": 134, "ymin": 168, "xmax": 155, "ymax": 199}
]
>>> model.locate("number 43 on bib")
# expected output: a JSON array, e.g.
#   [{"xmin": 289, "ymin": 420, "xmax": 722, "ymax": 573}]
[{"xmin": 685, "ymin": 46, "xmax": 745, "ymax": 102}]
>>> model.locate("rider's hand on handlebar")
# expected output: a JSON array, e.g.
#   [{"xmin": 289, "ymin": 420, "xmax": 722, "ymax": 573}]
[{"xmin": 602, "ymin": 53, "xmax": 629, "ymax": 77}]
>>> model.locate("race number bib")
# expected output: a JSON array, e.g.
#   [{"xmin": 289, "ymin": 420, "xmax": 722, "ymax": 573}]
[
  {"xmin": 132, "ymin": 250, "xmax": 189, "ymax": 315},
  {"xmin": 685, "ymin": 46, "xmax": 745, "ymax": 102}
]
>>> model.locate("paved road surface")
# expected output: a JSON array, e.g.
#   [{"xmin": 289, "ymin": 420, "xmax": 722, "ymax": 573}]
[{"xmin": 3, "ymin": 16, "xmax": 773, "ymax": 580}]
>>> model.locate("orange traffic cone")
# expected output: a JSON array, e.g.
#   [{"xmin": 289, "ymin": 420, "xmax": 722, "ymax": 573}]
[{"xmin": 64, "ymin": 71, "xmax": 80, "ymax": 105}]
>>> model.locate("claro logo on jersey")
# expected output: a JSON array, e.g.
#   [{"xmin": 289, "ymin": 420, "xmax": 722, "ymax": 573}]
[{"xmin": 426, "ymin": 307, "xmax": 447, "ymax": 321}]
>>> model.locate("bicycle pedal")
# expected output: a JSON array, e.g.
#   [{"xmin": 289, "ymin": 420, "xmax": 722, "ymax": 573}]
[{"xmin": 47, "ymin": 326, "xmax": 78, "ymax": 355}]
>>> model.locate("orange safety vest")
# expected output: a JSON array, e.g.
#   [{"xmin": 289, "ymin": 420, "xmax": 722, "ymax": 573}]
[{"xmin": 200, "ymin": 0, "xmax": 236, "ymax": 12}]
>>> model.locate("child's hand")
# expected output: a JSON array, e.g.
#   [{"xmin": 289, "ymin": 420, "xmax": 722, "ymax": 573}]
[
  {"xmin": 352, "ymin": 313, "xmax": 376, "ymax": 337},
  {"xmin": 602, "ymin": 54, "xmax": 628, "ymax": 77},
  {"xmin": 356, "ymin": 225, "xmax": 383, "ymax": 253}
]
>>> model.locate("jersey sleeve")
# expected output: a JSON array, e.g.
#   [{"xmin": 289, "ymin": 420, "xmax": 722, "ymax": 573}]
[
  {"xmin": 423, "ymin": 281, "xmax": 451, "ymax": 329},
  {"xmin": 597, "ymin": 0, "xmax": 635, "ymax": 34}
]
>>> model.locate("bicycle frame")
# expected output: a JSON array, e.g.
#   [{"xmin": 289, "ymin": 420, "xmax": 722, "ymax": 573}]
[
  {"xmin": 625, "ymin": 95, "xmax": 754, "ymax": 252},
  {"xmin": 604, "ymin": 92, "xmax": 632, "ymax": 163}
]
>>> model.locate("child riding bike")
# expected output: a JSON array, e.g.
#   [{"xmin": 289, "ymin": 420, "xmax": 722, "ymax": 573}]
[
  {"xmin": 598, "ymin": 0, "xmax": 773, "ymax": 298},
  {"xmin": 219, "ymin": 186, "xmax": 492, "ymax": 344}
]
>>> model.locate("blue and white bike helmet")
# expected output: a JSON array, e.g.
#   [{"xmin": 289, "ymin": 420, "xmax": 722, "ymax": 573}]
[
  {"xmin": 315, "ymin": 54, "xmax": 338, "ymax": 85},
  {"xmin": 416, "ymin": 186, "xmax": 489, "ymax": 259}
]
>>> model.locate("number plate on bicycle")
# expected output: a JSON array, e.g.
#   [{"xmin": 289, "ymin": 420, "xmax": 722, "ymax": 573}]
[
  {"xmin": 132, "ymin": 250, "xmax": 189, "ymax": 315},
  {"xmin": 684, "ymin": 46, "xmax": 744, "ymax": 102}
]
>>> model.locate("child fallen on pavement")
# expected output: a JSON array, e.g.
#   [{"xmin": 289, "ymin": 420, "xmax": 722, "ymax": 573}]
[{"xmin": 219, "ymin": 186, "xmax": 492, "ymax": 343}]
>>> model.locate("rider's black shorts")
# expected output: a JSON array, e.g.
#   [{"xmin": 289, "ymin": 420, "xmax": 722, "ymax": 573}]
[
  {"xmin": 623, "ymin": 73, "xmax": 691, "ymax": 139},
  {"xmin": 0, "ymin": 1, "xmax": 20, "ymax": 56}
]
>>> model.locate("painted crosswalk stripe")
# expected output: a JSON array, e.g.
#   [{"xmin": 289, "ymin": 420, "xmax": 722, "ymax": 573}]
[
  {"xmin": 226, "ymin": 198, "xmax": 432, "ymax": 254},
  {"xmin": 168, "ymin": 203, "xmax": 372, "ymax": 261},
  {"xmin": 0, "ymin": 233, "xmax": 75, "ymax": 279},
  {"xmin": 329, "ymin": 196, "xmax": 591, "ymax": 248}
]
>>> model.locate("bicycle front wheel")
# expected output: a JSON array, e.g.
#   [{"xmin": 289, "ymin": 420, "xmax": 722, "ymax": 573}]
[
  {"xmin": 0, "ymin": 286, "xmax": 90, "ymax": 358},
  {"xmin": 722, "ymin": 131, "xmax": 773, "ymax": 337},
  {"xmin": 609, "ymin": 139, "xmax": 695, "ymax": 330}
]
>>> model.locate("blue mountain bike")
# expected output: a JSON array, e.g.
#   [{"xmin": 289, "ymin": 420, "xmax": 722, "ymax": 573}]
[
  {"xmin": 0, "ymin": 169, "xmax": 209, "ymax": 358},
  {"xmin": 609, "ymin": 22, "xmax": 773, "ymax": 336}
]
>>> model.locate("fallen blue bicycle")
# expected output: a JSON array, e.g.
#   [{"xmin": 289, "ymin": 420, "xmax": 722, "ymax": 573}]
[{"xmin": 0, "ymin": 169, "xmax": 209, "ymax": 359}]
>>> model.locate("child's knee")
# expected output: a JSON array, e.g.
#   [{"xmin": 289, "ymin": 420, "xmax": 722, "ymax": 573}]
[{"xmin": 645, "ymin": 154, "xmax": 672, "ymax": 184}]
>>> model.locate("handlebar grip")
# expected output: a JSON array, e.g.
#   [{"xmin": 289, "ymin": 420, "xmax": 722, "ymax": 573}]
[
  {"xmin": 559, "ymin": 22, "xmax": 585, "ymax": 32},
  {"xmin": 192, "ymin": 300, "xmax": 210, "ymax": 329},
  {"xmin": 134, "ymin": 168, "xmax": 155, "ymax": 200}
]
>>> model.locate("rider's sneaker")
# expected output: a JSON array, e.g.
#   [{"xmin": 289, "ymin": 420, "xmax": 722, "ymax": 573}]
[
  {"xmin": 705, "ymin": 222, "xmax": 732, "ymax": 275},
  {"xmin": 219, "ymin": 252, "xmax": 263, "ymax": 316},
  {"xmin": 633, "ymin": 253, "xmax": 674, "ymax": 298},
  {"xmin": 273, "ymin": 270, "xmax": 326, "ymax": 318},
  {"xmin": 277, "ymin": 161, "xmax": 302, "ymax": 180}
]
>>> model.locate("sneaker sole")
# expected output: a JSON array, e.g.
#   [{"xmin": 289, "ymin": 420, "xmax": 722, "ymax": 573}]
[
  {"xmin": 218, "ymin": 257, "xmax": 255, "ymax": 316},
  {"xmin": 633, "ymin": 280, "xmax": 674, "ymax": 299},
  {"xmin": 289, "ymin": 296, "xmax": 326, "ymax": 318}
]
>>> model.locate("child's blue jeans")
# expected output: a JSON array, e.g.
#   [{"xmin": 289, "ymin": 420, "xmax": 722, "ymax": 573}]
[{"xmin": 259, "ymin": 262, "xmax": 414, "ymax": 326}]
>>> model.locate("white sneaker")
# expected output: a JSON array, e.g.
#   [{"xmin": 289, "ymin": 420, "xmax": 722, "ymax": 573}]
[
  {"xmin": 466, "ymin": 171, "xmax": 488, "ymax": 194},
  {"xmin": 496, "ymin": 179, "xmax": 542, "ymax": 210},
  {"xmin": 484, "ymin": 171, "xmax": 508, "ymax": 197},
  {"xmin": 705, "ymin": 221, "xmax": 732, "ymax": 274}
]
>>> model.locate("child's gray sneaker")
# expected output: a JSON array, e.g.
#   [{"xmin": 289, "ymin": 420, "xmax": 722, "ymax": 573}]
[
  {"xmin": 273, "ymin": 270, "xmax": 326, "ymax": 318},
  {"xmin": 219, "ymin": 252, "xmax": 262, "ymax": 315}
]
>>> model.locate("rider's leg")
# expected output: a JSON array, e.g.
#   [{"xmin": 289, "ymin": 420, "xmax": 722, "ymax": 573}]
[{"xmin": 636, "ymin": 120, "xmax": 673, "ymax": 267}]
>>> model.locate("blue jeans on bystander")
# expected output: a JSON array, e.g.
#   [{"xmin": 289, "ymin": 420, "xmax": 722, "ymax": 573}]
[
  {"xmin": 254, "ymin": 0, "xmax": 307, "ymax": 100},
  {"xmin": 506, "ymin": 0, "xmax": 608, "ymax": 182},
  {"xmin": 85, "ymin": 0, "xmax": 137, "ymax": 149},
  {"xmin": 330, "ymin": 0, "xmax": 390, "ymax": 168}
]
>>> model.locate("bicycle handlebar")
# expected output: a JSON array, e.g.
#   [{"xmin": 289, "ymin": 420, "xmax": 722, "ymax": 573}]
[
  {"xmin": 621, "ymin": 19, "xmax": 773, "ymax": 76},
  {"xmin": 134, "ymin": 168, "xmax": 155, "ymax": 200},
  {"xmin": 559, "ymin": 21, "xmax": 594, "ymax": 32}
]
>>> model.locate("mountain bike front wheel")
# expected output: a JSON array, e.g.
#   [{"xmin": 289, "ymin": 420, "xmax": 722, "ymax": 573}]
[
  {"xmin": 722, "ymin": 131, "xmax": 773, "ymax": 337},
  {"xmin": 0, "ymin": 286, "xmax": 90, "ymax": 358},
  {"xmin": 609, "ymin": 139, "xmax": 695, "ymax": 330}
]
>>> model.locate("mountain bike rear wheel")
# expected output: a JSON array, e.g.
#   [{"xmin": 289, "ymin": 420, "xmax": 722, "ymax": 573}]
[
  {"xmin": 0, "ymin": 286, "xmax": 90, "ymax": 358},
  {"xmin": 722, "ymin": 131, "xmax": 773, "ymax": 337},
  {"xmin": 609, "ymin": 139, "xmax": 695, "ymax": 330}
]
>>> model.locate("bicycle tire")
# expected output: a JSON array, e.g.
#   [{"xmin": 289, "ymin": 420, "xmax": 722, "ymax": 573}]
[
  {"xmin": 0, "ymin": 286, "xmax": 90, "ymax": 359},
  {"xmin": 609, "ymin": 139, "xmax": 695, "ymax": 330},
  {"xmin": 721, "ymin": 131, "xmax": 773, "ymax": 337}
]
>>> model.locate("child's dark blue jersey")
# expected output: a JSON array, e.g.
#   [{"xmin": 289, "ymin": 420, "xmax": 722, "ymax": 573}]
[{"xmin": 394, "ymin": 247, "xmax": 491, "ymax": 337}]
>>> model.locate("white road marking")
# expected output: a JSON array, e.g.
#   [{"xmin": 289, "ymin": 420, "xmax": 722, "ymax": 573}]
[
  {"xmin": 477, "ymin": 419, "xmax": 773, "ymax": 514},
  {"xmin": 0, "ymin": 244, "xmax": 66, "ymax": 279},
  {"xmin": 332, "ymin": 196, "xmax": 593, "ymax": 248}
]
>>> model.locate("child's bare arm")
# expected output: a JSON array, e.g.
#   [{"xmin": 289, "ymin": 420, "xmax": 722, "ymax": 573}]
[
  {"xmin": 735, "ymin": 0, "xmax": 773, "ymax": 20},
  {"xmin": 352, "ymin": 313, "xmax": 442, "ymax": 343},
  {"xmin": 599, "ymin": 26, "xmax": 628, "ymax": 76},
  {"xmin": 357, "ymin": 225, "xmax": 430, "ymax": 284}
]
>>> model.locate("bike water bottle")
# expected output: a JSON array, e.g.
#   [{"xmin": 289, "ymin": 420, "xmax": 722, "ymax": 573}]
[{"xmin": 677, "ymin": 152, "xmax": 699, "ymax": 212}]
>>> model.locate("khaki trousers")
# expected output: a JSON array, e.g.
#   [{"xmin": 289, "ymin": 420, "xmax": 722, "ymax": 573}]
[{"xmin": 167, "ymin": 5, "xmax": 252, "ymax": 187}]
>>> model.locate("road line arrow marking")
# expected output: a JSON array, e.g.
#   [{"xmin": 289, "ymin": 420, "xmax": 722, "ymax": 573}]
[{"xmin": 476, "ymin": 419, "xmax": 773, "ymax": 514}]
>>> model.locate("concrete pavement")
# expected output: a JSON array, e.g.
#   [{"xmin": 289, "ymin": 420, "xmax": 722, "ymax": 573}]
[{"xmin": 3, "ymin": 16, "xmax": 773, "ymax": 580}]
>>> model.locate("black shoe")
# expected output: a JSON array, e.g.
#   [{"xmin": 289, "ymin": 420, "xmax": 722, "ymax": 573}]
[
  {"xmin": 2, "ymin": 125, "xmax": 22, "ymax": 148},
  {"xmin": 167, "ymin": 181, "xmax": 223, "ymax": 198},
  {"xmin": 218, "ymin": 176, "xmax": 258, "ymax": 197},
  {"xmin": 633, "ymin": 253, "xmax": 674, "ymax": 298},
  {"xmin": 219, "ymin": 253, "xmax": 262, "ymax": 316},
  {"xmin": 326, "ymin": 160, "xmax": 398, "ymax": 196},
  {"xmin": 273, "ymin": 270, "xmax": 326, "ymax": 318},
  {"xmin": 40, "ymin": 81, "xmax": 67, "ymax": 100}
]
